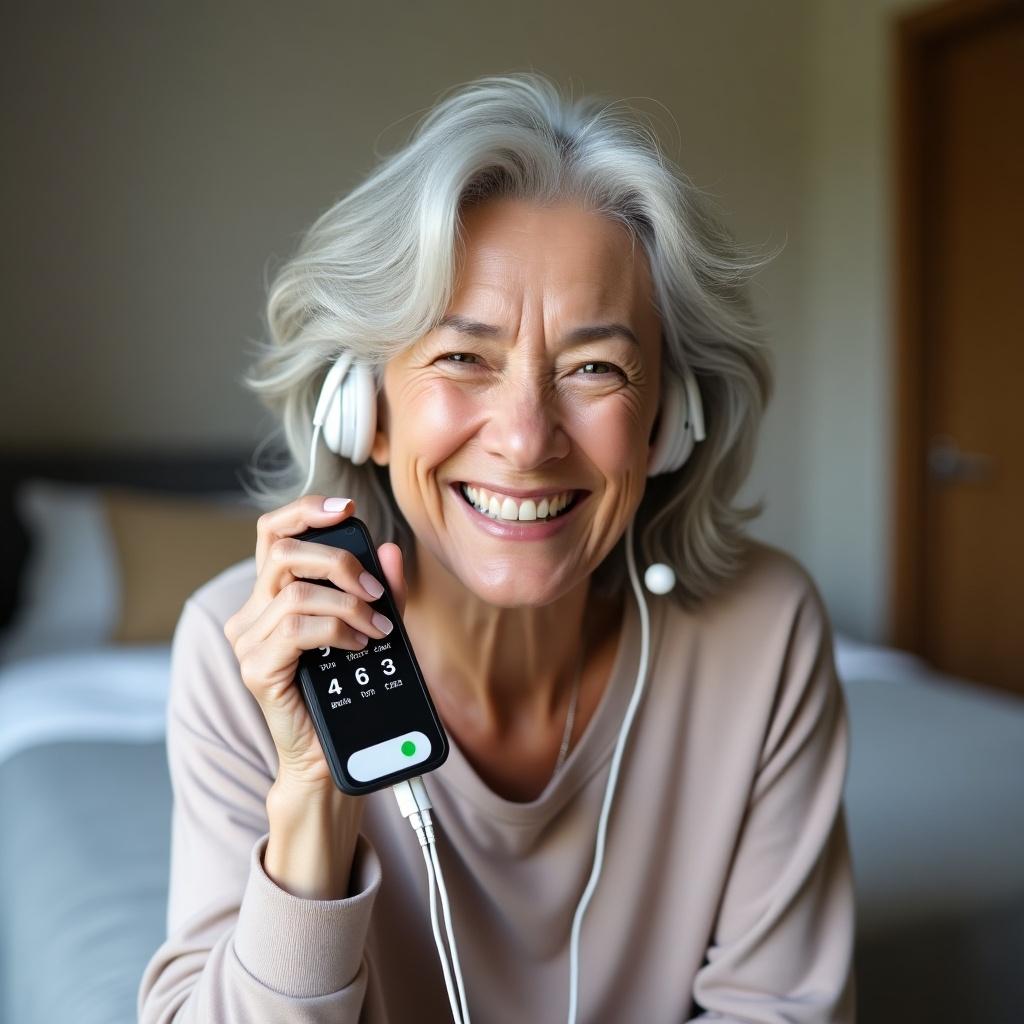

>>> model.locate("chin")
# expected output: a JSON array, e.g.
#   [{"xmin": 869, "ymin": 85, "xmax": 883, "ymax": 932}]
[{"xmin": 461, "ymin": 563, "xmax": 577, "ymax": 609}]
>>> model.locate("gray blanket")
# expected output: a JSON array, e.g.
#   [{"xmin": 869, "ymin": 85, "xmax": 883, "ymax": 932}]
[{"xmin": 0, "ymin": 740, "xmax": 171, "ymax": 1024}]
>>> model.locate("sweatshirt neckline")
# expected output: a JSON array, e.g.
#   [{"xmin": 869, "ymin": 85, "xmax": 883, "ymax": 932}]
[{"xmin": 431, "ymin": 585, "xmax": 650, "ymax": 825}]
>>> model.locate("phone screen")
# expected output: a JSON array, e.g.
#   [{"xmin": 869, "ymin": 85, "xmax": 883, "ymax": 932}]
[{"xmin": 293, "ymin": 517, "xmax": 449, "ymax": 795}]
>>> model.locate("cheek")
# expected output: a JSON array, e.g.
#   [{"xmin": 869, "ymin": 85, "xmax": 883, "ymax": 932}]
[
  {"xmin": 571, "ymin": 397, "xmax": 648, "ymax": 475},
  {"xmin": 391, "ymin": 381, "xmax": 478, "ymax": 471}
]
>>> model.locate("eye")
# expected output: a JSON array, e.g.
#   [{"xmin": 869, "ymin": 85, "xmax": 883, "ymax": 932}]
[
  {"xmin": 577, "ymin": 361, "xmax": 621, "ymax": 376},
  {"xmin": 439, "ymin": 352, "xmax": 480, "ymax": 365}
]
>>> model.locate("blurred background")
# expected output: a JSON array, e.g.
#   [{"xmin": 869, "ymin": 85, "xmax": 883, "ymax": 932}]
[{"xmin": 1, "ymin": 1, "xmax": 1021, "ymax": 1021}]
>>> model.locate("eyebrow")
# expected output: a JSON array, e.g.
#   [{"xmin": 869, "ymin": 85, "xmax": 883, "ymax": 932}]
[{"xmin": 436, "ymin": 313, "xmax": 639, "ymax": 347}]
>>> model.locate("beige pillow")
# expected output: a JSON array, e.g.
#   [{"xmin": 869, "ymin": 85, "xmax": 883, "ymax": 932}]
[{"xmin": 101, "ymin": 486, "xmax": 259, "ymax": 644}]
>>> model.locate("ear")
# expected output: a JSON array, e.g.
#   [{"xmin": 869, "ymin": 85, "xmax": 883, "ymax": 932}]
[{"xmin": 369, "ymin": 389, "xmax": 390, "ymax": 466}]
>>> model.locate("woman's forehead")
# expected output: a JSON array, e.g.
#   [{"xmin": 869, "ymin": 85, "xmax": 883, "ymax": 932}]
[
  {"xmin": 450, "ymin": 200, "xmax": 657, "ymax": 334},
  {"xmin": 457, "ymin": 199, "xmax": 646, "ymax": 279}
]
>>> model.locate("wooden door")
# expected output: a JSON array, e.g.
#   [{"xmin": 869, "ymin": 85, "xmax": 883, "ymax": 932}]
[{"xmin": 892, "ymin": 0, "xmax": 1024, "ymax": 697}]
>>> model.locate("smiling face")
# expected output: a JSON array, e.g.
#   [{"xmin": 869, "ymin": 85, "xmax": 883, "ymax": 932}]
[{"xmin": 370, "ymin": 196, "xmax": 663, "ymax": 608}]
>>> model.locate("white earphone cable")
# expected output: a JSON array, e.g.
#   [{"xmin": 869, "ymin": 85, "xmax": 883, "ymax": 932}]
[
  {"xmin": 393, "ymin": 779, "xmax": 471, "ymax": 1024},
  {"xmin": 429, "ymin": 838, "xmax": 470, "ymax": 1022},
  {"xmin": 565, "ymin": 516, "xmax": 651, "ymax": 1024},
  {"xmin": 411, "ymin": 777, "xmax": 470, "ymax": 1023},
  {"xmin": 421, "ymin": 842, "xmax": 463, "ymax": 1023}
]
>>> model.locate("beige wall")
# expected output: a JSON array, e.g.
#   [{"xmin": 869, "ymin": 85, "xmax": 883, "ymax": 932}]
[
  {"xmin": 800, "ymin": 0, "xmax": 936, "ymax": 641},
  {"xmin": 2, "ymin": 0, "xmax": 940, "ymax": 642}
]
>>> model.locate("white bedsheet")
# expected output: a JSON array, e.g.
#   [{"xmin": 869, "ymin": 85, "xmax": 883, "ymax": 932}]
[
  {"xmin": 832, "ymin": 632, "xmax": 936, "ymax": 687},
  {"xmin": 0, "ymin": 645, "xmax": 171, "ymax": 767}
]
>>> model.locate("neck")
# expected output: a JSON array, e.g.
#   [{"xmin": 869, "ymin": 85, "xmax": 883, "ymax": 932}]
[{"xmin": 402, "ymin": 541, "xmax": 620, "ymax": 737}]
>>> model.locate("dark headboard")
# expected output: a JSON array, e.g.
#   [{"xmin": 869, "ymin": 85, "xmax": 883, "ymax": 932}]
[{"xmin": 0, "ymin": 447, "xmax": 258, "ymax": 633}]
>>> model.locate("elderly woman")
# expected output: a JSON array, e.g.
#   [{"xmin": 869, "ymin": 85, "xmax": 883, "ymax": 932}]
[{"xmin": 139, "ymin": 73, "xmax": 855, "ymax": 1023}]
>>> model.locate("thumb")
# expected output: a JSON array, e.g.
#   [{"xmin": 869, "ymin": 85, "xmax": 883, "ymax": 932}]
[{"xmin": 376, "ymin": 542, "xmax": 407, "ymax": 617}]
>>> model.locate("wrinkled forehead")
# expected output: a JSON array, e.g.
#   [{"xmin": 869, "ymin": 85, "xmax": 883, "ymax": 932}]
[{"xmin": 449, "ymin": 198, "xmax": 659, "ymax": 343}]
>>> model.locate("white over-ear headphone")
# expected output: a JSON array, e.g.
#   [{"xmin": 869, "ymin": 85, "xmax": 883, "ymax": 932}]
[{"xmin": 302, "ymin": 349, "xmax": 708, "ymax": 1024}]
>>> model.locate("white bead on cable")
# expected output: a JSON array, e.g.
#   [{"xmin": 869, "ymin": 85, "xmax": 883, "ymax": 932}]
[{"xmin": 643, "ymin": 562, "xmax": 676, "ymax": 595}]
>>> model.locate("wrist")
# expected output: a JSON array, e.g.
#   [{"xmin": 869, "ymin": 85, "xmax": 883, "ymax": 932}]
[
  {"xmin": 264, "ymin": 780, "xmax": 364, "ymax": 900},
  {"xmin": 268, "ymin": 771, "xmax": 343, "ymax": 810}
]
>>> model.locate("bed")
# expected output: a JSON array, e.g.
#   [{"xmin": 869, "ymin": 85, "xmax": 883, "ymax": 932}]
[{"xmin": 1, "ymin": 452, "xmax": 1022, "ymax": 1023}]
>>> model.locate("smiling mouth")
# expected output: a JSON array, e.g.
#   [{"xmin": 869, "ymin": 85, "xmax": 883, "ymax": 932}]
[{"xmin": 456, "ymin": 483, "xmax": 584, "ymax": 523}]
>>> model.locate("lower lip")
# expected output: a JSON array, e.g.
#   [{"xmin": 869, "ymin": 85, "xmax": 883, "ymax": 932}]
[{"xmin": 450, "ymin": 484, "xmax": 589, "ymax": 540}]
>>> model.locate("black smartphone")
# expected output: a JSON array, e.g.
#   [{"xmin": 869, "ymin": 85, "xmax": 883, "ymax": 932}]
[{"xmin": 292, "ymin": 516, "xmax": 449, "ymax": 795}]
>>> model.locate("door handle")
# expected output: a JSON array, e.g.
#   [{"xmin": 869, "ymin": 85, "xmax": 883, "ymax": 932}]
[{"xmin": 927, "ymin": 434, "xmax": 996, "ymax": 483}]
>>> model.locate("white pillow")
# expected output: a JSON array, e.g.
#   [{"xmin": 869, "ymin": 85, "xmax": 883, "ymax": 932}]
[
  {"xmin": 0, "ymin": 644, "xmax": 172, "ymax": 766},
  {"xmin": 0, "ymin": 479, "xmax": 121, "ymax": 665},
  {"xmin": 0, "ymin": 478, "xmax": 260, "ymax": 665}
]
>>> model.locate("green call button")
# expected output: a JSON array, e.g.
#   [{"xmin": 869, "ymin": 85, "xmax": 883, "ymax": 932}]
[{"xmin": 401, "ymin": 740, "xmax": 417, "ymax": 757}]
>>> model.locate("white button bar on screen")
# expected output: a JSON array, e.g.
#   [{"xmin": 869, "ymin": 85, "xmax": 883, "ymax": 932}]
[{"xmin": 347, "ymin": 731, "xmax": 432, "ymax": 782}]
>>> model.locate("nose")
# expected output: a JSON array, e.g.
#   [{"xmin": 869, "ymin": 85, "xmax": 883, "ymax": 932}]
[{"xmin": 478, "ymin": 368, "xmax": 571, "ymax": 471}]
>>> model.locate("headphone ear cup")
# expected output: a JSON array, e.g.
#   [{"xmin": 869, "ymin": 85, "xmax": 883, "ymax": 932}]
[
  {"xmin": 346, "ymin": 360, "xmax": 376, "ymax": 464},
  {"xmin": 320, "ymin": 358, "xmax": 377, "ymax": 464},
  {"xmin": 647, "ymin": 367, "xmax": 704, "ymax": 476}
]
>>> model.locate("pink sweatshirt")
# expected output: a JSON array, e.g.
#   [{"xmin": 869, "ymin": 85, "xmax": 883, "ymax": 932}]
[{"xmin": 137, "ymin": 539, "xmax": 856, "ymax": 1022}]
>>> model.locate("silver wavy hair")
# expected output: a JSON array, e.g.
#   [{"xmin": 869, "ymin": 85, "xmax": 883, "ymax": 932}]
[{"xmin": 239, "ymin": 71, "xmax": 778, "ymax": 610}]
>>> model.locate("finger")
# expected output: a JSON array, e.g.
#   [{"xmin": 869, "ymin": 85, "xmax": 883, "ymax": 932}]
[
  {"xmin": 262, "ymin": 613, "xmax": 373, "ymax": 684},
  {"xmin": 254, "ymin": 495, "xmax": 355, "ymax": 575},
  {"xmin": 237, "ymin": 580, "xmax": 393, "ymax": 659},
  {"xmin": 376, "ymin": 542, "xmax": 406, "ymax": 617},
  {"xmin": 242, "ymin": 613, "xmax": 373, "ymax": 698},
  {"xmin": 258, "ymin": 537, "xmax": 385, "ymax": 604}
]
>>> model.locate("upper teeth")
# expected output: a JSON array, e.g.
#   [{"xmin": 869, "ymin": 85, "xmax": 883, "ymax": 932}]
[{"xmin": 460, "ymin": 484, "xmax": 575, "ymax": 521}]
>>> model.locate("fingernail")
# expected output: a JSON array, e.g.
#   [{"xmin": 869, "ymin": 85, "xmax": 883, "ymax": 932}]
[
  {"xmin": 359, "ymin": 571, "xmax": 385, "ymax": 599},
  {"xmin": 371, "ymin": 612, "xmax": 393, "ymax": 635},
  {"xmin": 353, "ymin": 632, "xmax": 369, "ymax": 646},
  {"xmin": 323, "ymin": 497, "xmax": 351, "ymax": 512}
]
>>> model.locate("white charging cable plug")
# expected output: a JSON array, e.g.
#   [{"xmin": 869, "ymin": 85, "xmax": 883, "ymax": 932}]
[{"xmin": 393, "ymin": 777, "xmax": 471, "ymax": 1024}]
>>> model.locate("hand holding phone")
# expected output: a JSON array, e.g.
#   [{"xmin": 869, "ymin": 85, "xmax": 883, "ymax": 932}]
[
  {"xmin": 222, "ymin": 495, "xmax": 412, "ymax": 794},
  {"xmin": 291, "ymin": 516, "xmax": 450, "ymax": 795}
]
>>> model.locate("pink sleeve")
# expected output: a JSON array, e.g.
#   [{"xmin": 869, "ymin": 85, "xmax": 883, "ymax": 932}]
[
  {"xmin": 687, "ymin": 581, "xmax": 858, "ymax": 1022},
  {"xmin": 137, "ymin": 596, "xmax": 383, "ymax": 1023}
]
